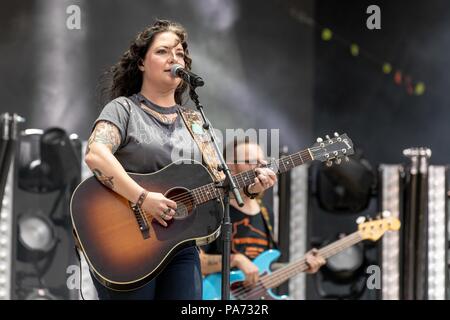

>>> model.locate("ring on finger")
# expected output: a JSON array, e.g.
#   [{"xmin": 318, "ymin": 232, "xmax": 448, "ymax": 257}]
[{"xmin": 160, "ymin": 212, "xmax": 167, "ymax": 219}]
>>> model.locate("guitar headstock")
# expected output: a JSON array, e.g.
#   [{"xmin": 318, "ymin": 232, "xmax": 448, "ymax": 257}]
[
  {"xmin": 357, "ymin": 216, "xmax": 401, "ymax": 241},
  {"xmin": 309, "ymin": 133, "xmax": 354, "ymax": 166}
]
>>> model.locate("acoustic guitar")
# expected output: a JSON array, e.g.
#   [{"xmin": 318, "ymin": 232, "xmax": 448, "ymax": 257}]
[{"xmin": 70, "ymin": 133, "xmax": 354, "ymax": 290}]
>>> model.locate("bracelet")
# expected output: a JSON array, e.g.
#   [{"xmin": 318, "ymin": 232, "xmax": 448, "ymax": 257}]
[
  {"xmin": 136, "ymin": 190, "xmax": 149, "ymax": 208},
  {"xmin": 243, "ymin": 185, "xmax": 259, "ymax": 199}
]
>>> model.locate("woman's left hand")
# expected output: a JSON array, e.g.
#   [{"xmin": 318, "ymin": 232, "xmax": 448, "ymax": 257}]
[{"xmin": 248, "ymin": 160, "xmax": 277, "ymax": 194}]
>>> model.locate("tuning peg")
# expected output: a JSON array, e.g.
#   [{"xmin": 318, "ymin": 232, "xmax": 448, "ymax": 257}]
[
  {"xmin": 316, "ymin": 137, "xmax": 323, "ymax": 143},
  {"xmin": 325, "ymin": 135, "xmax": 331, "ymax": 140},
  {"xmin": 366, "ymin": 215, "xmax": 373, "ymax": 221},
  {"xmin": 326, "ymin": 160, "xmax": 332, "ymax": 167},
  {"xmin": 335, "ymin": 158, "xmax": 342, "ymax": 165},
  {"xmin": 334, "ymin": 132, "xmax": 339, "ymax": 137},
  {"xmin": 356, "ymin": 216, "xmax": 366, "ymax": 224},
  {"xmin": 382, "ymin": 210, "xmax": 391, "ymax": 218},
  {"xmin": 345, "ymin": 156, "xmax": 350, "ymax": 162}
]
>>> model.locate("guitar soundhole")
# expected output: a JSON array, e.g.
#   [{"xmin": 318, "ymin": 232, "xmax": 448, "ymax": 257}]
[{"xmin": 165, "ymin": 187, "xmax": 195, "ymax": 220}]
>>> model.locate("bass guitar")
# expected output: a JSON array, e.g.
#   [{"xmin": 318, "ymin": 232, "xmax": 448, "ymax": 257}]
[{"xmin": 203, "ymin": 216, "xmax": 401, "ymax": 300}]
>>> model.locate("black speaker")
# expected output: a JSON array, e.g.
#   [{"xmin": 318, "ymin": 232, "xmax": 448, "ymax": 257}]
[
  {"xmin": 10, "ymin": 128, "xmax": 81, "ymax": 300},
  {"xmin": 305, "ymin": 151, "xmax": 381, "ymax": 300}
]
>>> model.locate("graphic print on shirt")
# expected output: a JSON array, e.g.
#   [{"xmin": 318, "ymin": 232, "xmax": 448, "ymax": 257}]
[
  {"xmin": 231, "ymin": 217, "xmax": 269, "ymax": 259},
  {"xmin": 131, "ymin": 109, "xmax": 201, "ymax": 162}
]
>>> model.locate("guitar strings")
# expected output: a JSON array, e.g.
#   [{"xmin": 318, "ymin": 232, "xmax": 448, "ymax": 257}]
[
  {"xmin": 146, "ymin": 150, "xmax": 312, "ymax": 207},
  {"xmin": 140, "ymin": 146, "xmax": 347, "ymax": 228},
  {"xmin": 140, "ymin": 151, "xmax": 313, "ymax": 221}
]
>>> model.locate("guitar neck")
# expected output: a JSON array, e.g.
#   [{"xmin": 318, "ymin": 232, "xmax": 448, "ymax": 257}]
[
  {"xmin": 190, "ymin": 149, "xmax": 313, "ymax": 205},
  {"xmin": 260, "ymin": 231, "xmax": 363, "ymax": 290},
  {"xmin": 231, "ymin": 149, "xmax": 313, "ymax": 189}
]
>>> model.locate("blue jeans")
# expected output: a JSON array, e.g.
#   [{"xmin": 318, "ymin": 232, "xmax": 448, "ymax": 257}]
[{"xmin": 92, "ymin": 246, "xmax": 202, "ymax": 300}]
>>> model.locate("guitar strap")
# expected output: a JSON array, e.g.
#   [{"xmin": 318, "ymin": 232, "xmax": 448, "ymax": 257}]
[
  {"xmin": 178, "ymin": 107, "xmax": 225, "ymax": 183},
  {"xmin": 178, "ymin": 107, "xmax": 279, "ymax": 250},
  {"xmin": 257, "ymin": 198, "xmax": 279, "ymax": 250}
]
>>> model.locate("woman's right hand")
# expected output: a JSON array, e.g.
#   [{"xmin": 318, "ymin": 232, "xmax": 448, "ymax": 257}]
[
  {"xmin": 141, "ymin": 192, "xmax": 177, "ymax": 227},
  {"xmin": 233, "ymin": 253, "xmax": 260, "ymax": 286}
]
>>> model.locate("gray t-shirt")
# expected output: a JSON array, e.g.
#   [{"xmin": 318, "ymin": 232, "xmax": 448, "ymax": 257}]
[{"xmin": 94, "ymin": 95, "xmax": 201, "ymax": 173}]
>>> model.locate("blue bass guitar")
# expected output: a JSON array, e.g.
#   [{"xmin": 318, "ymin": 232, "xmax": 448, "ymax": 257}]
[{"xmin": 203, "ymin": 216, "xmax": 400, "ymax": 300}]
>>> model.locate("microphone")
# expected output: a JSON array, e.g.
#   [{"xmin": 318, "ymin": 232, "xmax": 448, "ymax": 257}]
[{"xmin": 170, "ymin": 64, "xmax": 205, "ymax": 88}]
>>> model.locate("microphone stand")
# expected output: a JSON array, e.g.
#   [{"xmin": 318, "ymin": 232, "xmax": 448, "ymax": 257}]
[{"xmin": 189, "ymin": 87, "xmax": 244, "ymax": 300}]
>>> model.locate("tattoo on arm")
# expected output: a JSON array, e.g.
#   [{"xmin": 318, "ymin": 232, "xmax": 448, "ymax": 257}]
[
  {"xmin": 92, "ymin": 169, "xmax": 114, "ymax": 190},
  {"xmin": 86, "ymin": 121, "xmax": 121, "ymax": 155}
]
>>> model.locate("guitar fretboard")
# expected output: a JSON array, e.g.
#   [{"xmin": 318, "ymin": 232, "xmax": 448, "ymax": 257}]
[
  {"xmin": 260, "ymin": 232, "xmax": 363, "ymax": 290},
  {"xmin": 189, "ymin": 149, "xmax": 313, "ymax": 205}
]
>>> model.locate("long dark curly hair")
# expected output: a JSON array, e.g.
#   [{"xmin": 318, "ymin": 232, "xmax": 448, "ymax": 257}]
[{"xmin": 104, "ymin": 19, "xmax": 192, "ymax": 105}]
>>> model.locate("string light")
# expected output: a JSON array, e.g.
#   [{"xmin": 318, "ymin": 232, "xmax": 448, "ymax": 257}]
[
  {"xmin": 290, "ymin": 8, "xmax": 426, "ymax": 96},
  {"xmin": 415, "ymin": 82, "xmax": 426, "ymax": 96},
  {"xmin": 350, "ymin": 43, "xmax": 359, "ymax": 57},
  {"xmin": 394, "ymin": 71, "xmax": 402, "ymax": 85},
  {"xmin": 382, "ymin": 63, "xmax": 392, "ymax": 74},
  {"xmin": 321, "ymin": 28, "xmax": 333, "ymax": 41}
]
